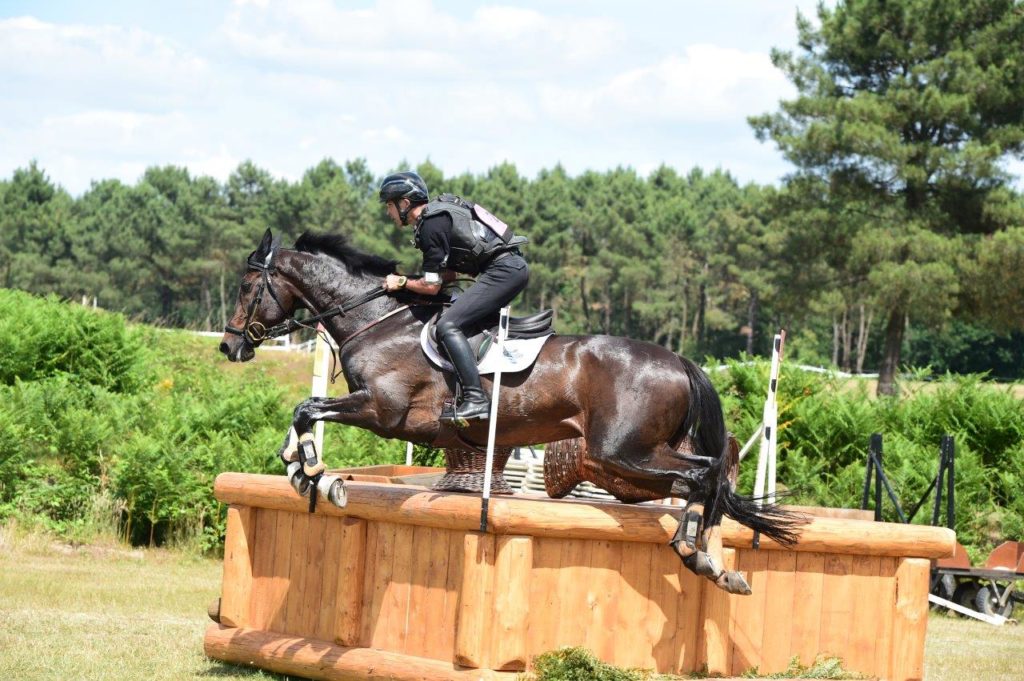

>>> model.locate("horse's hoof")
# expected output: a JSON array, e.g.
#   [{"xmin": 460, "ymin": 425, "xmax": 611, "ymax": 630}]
[
  {"xmin": 683, "ymin": 551, "xmax": 721, "ymax": 579},
  {"xmin": 716, "ymin": 570, "xmax": 752, "ymax": 595},
  {"xmin": 286, "ymin": 462, "xmax": 312, "ymax": 497},
  {"xmin": 278, "ymin": 428, "xmax": 299, "ymax": 464},
  {"xmin": 317, "ymin": 474, "xmax": 347, "ymax": 508}
]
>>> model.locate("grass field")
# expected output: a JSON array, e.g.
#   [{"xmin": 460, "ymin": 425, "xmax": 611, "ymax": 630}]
[{"xmin": 2, "ymin": 526, "xmax": 1022, "ymax": 681}]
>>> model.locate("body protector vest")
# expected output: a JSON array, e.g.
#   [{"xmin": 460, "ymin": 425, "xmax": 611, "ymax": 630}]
[{"xmin": 417, "ymin": 193, "xmax": 527, "ymax": 275}]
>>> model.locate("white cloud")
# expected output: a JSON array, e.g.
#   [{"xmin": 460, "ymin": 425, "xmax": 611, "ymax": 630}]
[
  {"xmin": 0, "ymin": 16, "xmax": 209, "ymax": 108},
  {"xmin": 0, "ymin": 3, "xmax": 813, "ymax": 194},
  {"xmin": 542, "ymin": 44, "xmax": 793, "ymax": 127},
  {"xmin": 217, "ymin": 0, "xmax": 619, "ymax": 77}
]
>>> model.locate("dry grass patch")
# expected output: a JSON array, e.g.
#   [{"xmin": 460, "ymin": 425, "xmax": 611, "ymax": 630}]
[
  {"xmin": 0, "ymin": 529, "xmax": 294, "ymax": 680},
  {"xmin": 925, "ymin": 613, "xmax": 1024, "ymax": 680},
  {"xmin": 3, "ymin": 527, "xmax": 1023, "ymax": 680}
]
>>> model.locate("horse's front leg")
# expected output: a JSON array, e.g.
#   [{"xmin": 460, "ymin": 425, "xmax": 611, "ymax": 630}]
[{"xmin": 277, "ymin": 392, "xmax": 378, "ymax": 507}]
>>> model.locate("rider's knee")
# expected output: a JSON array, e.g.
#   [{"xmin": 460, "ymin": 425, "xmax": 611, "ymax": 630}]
[{"xmin": 436, "ymin": 317, "xmax": 462, "ymax": 339}]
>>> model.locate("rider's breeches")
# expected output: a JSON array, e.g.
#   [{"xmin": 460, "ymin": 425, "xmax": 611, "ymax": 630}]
[{"xmin": 436, "ymin": 254, "xmax": 529, "ymax": 338}]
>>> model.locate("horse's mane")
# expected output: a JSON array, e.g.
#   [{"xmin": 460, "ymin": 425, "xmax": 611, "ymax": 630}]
[{"xmin": 293, "ymin": 232, "xmax": 397, "ymax": 277}]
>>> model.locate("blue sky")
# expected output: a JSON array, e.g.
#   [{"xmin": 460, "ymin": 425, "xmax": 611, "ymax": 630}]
[{"xmin": 2, "ymin": 1, "xmax": 836, "ymax": 195}]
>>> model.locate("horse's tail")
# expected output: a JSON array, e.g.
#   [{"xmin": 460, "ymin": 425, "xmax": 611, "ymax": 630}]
[{"xmin": 678, "ymin": 356, "xmax": 803, "ymax": 547}]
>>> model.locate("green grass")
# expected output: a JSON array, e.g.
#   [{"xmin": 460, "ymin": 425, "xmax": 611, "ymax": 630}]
[
  {"xmin": 3, "ymin": 526, "xmax": 1023, "ymax": 681},
  {"xmin": 0, "ymin": 525, "xmax": 293, "ymax": 681}
]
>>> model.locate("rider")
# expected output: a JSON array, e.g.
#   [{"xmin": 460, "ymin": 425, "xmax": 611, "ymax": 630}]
[{"xmin": 379, "ymin": 171, "xmax": 529, "ymax": 425}]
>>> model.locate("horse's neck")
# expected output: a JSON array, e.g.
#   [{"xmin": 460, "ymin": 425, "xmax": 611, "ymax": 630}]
[{"xmin": 281, "ymin": 252, "xmax": 403, "ymax": 341}]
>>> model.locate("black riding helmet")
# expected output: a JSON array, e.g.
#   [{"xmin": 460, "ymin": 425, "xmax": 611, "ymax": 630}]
[{"xmin": 379, "ymin": 171, "xmax": 429, "ymax": 224}]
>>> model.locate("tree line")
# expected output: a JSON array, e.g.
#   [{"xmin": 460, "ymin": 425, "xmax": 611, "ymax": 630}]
[{"xmin": 2, "ymin": 0, "xmax": 1023, "ymax": 392}]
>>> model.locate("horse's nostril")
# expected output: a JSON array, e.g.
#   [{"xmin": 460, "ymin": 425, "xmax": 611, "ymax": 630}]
[{"xmin": 219, "ymin": 342, "xmax": 230, "ymax": 355}]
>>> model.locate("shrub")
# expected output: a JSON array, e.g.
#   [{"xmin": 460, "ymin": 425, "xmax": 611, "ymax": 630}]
[{"xmin": 0, "ymin": 289, "xmax": 149, "ymax": 393}]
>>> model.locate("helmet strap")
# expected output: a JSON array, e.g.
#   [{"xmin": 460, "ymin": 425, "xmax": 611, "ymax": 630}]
[{"xmin": 398, "ymin": 199, "xmax": 414, "ymax": 226}]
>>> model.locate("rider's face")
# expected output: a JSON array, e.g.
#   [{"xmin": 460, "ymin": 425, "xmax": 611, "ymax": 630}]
[{"xmin": 385, "ymin": 200, "xmax": 406, "ymax": 227}]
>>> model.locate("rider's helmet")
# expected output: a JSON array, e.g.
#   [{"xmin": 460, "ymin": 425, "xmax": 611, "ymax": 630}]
[{"xmin": 378, "ymin": 171, "xmax": 429, "ymax": 205}]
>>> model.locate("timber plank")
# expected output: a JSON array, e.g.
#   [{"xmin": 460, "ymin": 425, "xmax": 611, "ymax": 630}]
[
  {"xmin": 759, "ymin": 550, "xmax": 797, "ymax": 673},
  {"xmin": 730, "ymin": 549, "xmax": 769, "ymax": 675}
]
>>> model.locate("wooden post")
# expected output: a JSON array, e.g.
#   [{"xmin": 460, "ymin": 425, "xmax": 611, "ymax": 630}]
[
  {"xmin": 490, "ymin": 536, "xmax": 533, "ymax": 671},
  {"xmin": 454, "ymin": 532, "xmax": 496, "ymax": 668},
  {"xmin": 219, "ymin": 506, "xmax": 255, "ymax": 627},
  {"xmin": 333, "ymin": 517, "xmax": 367, "ymax": 646},
  {"xmin": 889, "ymin": 557, "xmax": 930, "ymax": 681}
]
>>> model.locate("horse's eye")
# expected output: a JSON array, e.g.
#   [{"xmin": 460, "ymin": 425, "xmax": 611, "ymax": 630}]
[{"xmin": 240, "ymin": 282, "xmax": 253, "ymax": 293}]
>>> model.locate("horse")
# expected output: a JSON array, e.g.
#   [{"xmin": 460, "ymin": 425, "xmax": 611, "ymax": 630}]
[{"xmin": 219, "ymin": 229, "xmax": 804, "ymax": 594}]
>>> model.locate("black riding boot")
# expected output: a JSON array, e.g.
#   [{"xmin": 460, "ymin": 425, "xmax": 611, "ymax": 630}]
[{"xmin": 439, "ymin": 329, "xmax": 491, "ymax": 425}]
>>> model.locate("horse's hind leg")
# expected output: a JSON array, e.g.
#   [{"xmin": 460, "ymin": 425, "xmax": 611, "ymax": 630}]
[{"xmin": 670, "ymin": 503, "xmax": 751, "ymax": 595}]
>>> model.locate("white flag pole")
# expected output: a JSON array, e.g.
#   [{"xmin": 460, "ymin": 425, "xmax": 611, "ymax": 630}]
[
  {"xmin": 480, "ymin": 307, "xmax": 510, "ymax": 532},
  {"xmin": 754, "ymin": 330, "xmax": 785, "ymax": 505},
  {"xmin": 405, "ymin": 441, "xmax": 414, "ymax": 467},
  {"xmin": 311, "ymin": 323, "xmax": 330, "ymax": 457}
]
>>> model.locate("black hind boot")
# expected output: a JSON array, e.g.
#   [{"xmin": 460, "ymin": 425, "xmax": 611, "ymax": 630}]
[{"xmin": 439, "ymin": 329, "xmax": 491, "ymax": 427}]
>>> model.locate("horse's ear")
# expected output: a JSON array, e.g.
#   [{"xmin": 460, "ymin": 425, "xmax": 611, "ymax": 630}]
[
  {"xmin": 254, "ymin": 229, "xmax": 274, "ymax": 260},
  {"xmin": 267, "ymin": 235, "xmax": 281, "ymax": 268}
]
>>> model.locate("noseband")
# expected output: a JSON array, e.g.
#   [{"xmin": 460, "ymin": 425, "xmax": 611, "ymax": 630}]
[{"xmin": 224, "ymin": 247, "xmax": 288, "ymax": 347}]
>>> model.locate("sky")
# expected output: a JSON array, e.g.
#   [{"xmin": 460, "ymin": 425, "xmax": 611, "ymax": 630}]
[{"xmin": 0, "ymin": 0, "xmax": 833, "ymax": 196}]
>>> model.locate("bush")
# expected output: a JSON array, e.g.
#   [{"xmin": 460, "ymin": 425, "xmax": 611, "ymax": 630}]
[
  {"xmin": 0, "ymin": 290, "xmax": 292, "ymax": 551},
  {"xmin": 709, "ymin": 357, "xmax": 1024, "ymax": 557},
  {"xmin": 0, "ymin": 289, "xmax": 149, "ymax": 393}
]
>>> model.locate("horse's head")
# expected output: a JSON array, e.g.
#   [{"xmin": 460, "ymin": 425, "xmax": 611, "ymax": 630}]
[{"xmin": 220, "ymin": 229, "xmax": 299, "ymax": 362}]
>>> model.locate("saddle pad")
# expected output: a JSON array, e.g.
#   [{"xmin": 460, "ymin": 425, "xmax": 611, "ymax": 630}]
[{"xmin": 419, "ymin": 322, "xmax": 551, "ymax": 375}]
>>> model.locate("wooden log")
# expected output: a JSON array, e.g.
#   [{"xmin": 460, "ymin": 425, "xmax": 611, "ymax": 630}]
[
  {"xmin": 386, "ymin": 524, "xmax": 415, "ymax": 652},
  {"xmin": 267, "ymin": 510, "xmax": 294, "ymax": 633},
  {"xmin": 214, "ymin": 474, "xmax": 956, "ymax": 558},
  {"xmin": 583, "ymin": 540, "xmax": 623, "ymax": 666},
  {"xmin": 889, "ymin": 558, "xmax": 930, "ymax": 681},
  {"xmin": 454, "ymin": 532, "xmax": 495, "ymax": 669},
  {"xmin": 758, "ymin": 551, "xmax": 796, "ymax": 673},
  {"xmin": 526, "ymin": 537, "xmax": 562, "ymax": 657},
  {"xmin": 333, "ymin": 517, "xmax": 367, "ymax": 647},
  {"xmin": 730, "ymin": 549, "xmax": 769, "ymax": 676},
  {"xmin": 873, "ymin": 557, "xmax": 898, "ymax": 680},
  {"xmin": 247, "ymin": 508, "xmax": 276, "ymax": 630},
  {"xmin": 789, "ymin": 552, "xmax": 825, "ymax": 667},
  {"xmin": 418, "ymin": 527, "xmax": 454, "ymax": 661},
  {"xmin": 298, "ymin": 513, "xmax": 328, "ymax": 638},
  {"xmin": 697, "ymin": 547, "xmax": 736, "ymax": 676},
  {"xmin": 315, "ymin": 516, "xmax": 342, "ymax": 642},
  {"xmin": 204, "ymin": 624, "xmax": 519, "ymax": 681},
  {"xmin": 283, "ymin": 511, "xmax": 310, "ymax": 635},
  {"xmin": 845, "ymin": 555, "xmax": 883, "ymax": 676},
  {"xmin": 366, "ymin": 522, "xmax": 397, "ymax": 648},
  {"xmin": 818, "ymin": 554, "xmax": 854, "ymax": 661},
  {"xmin": 490, "ymin": 536, "xmax": 532, "ymax": 671},
  {"xmin": 613, "ymin": 542, "xmax": 653, "ymax": 669},
  {"xmin": 785, "ymin": 505, "xmax": 873, "ymax": 521},
  {"xmin": 219, "ymin": 506, "xmax": 255, "ymax": 628}
]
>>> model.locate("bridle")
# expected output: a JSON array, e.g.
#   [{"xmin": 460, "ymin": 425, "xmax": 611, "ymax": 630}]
[
  {"xmin": 223, "ymin": 241, "xmax": 291, "ymax": 347},
  {"xmin": 223, "ymin": 240, "xmax": 408, "ymax": 356}
]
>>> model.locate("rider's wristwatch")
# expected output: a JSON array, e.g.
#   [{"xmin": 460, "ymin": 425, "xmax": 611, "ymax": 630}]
[{"xmin": 396, "ymin": 275, "xmax": 407, "ymax": 289}]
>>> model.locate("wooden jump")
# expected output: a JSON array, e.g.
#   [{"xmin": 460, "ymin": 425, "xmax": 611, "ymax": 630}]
[{"xmin": 204, "ymin": 472, "xmax": 954, "ymax": 681}]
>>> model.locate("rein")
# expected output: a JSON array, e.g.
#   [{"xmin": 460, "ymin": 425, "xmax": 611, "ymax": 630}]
[
  {"xmin": 224, "ymin": 244, "xmax": 445, "ymax": 383},
  {"xmin": 223, "ymin": 243, "xmax": 390, "ymax": 346}
]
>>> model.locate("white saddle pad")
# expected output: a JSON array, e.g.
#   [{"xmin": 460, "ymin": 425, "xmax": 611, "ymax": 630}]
[{"xmin": 419, "ymin": 323, "xmax": 552, "ymax": 375}]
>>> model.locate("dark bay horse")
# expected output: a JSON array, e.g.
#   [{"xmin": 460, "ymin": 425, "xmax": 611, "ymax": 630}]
[{"xmin": 219, "ymin": 230, "xmax": 803, "ymax": 594}]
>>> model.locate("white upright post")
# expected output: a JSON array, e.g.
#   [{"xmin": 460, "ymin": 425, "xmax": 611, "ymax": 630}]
[
  {"xmin": 480, "ymin": 307, "xmax": 510, "ymax": 532},
  {"xmin": 405, "ymin": 441, "xmax": 414, "ymax": 466},
  {"xmin": 754, "ymin": 331, "xmax": 785, "ymax": 505},
  {"xmin": 311, "ymin": 323, "xmax": 330, "ymax": 457}
]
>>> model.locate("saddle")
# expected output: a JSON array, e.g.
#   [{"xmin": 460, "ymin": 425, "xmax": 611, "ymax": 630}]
[{"xmin": 420, "ymin": 309, "xmax": 555, "ymax": 375}]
